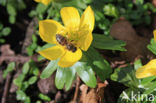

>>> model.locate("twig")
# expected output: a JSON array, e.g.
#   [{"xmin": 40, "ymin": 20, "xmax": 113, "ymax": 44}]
[
  {"xmin": 21, "ymin": 18, "xmax": 38, "ymax": 54},
  {"xmin": 0, "ymin": 55, "xmax": 30, "ymax": 65},
  {"xmin": 0, "ymin": 54, "xmax": 38, "ymax": 65},
  {"xmin": 73, "ymin": 77, "xmax": 80, "ymax": 103},
  {"xmin": 1, "ymin": 73, "xmax": 11, "ymax": 103}
]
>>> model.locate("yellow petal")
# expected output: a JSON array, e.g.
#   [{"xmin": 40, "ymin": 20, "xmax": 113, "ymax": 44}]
[
  {"xmin": 153, "ymin": 30, "xmax": 156, "ymax": 42},
  {"xmin": 80, "ymin": 6, "xmax": 95, "ymax": 32},
  {"xmin": 38, "ymin": 46, "xmax": 65, "ymax": 60},
  {"xmin": 42, "ymin": 0, "xmax": 51, "ymax": 5},
  {"xmin": 60, "ymin": 7, "xmax": 80, "ymax": 29},
  {"xmin": 58, "ymin": 49, "xmax": 82, "ymax": 67},
  {"xmin": 136, "ymin": 59, "xmax": 156, "ymax": 78},
  {"xmin": 39, "ymin": 20, "xmax": 64, "ymax": 44},
  {"xmin": 78, "ymin": 32, "xmax": 93, "ymax": 51},
  {"xmin": 34, "ymin": 0, "xmax": 51, "ymax": 5}
]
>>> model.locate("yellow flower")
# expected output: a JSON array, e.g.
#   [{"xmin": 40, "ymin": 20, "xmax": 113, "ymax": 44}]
[
  {"xmin": 154, "ymin": 30, "xmax": 156, "ymax": 42},
  {"xmin": 38, "ymin": 6, "xmax": 95, "ymax": 67},
  {"xmin": 34, "ymin": 0, "xmax": 51, "ymax": 5},
  {"xmin": 136, "ymin": 59, "xmax": 156, "ymax": 78}
]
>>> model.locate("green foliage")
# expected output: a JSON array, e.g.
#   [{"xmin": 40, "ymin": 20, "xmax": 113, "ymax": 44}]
[
  {"xmin": 16, "ymin": 90, "xmax": 27, "ymax": 101},
  {"xmin": 27, "ymin": 35, "xmax": 38, "ymax": 56},
  {"xmin": 0, "ymin": 23, "xmax": 11, "ymax": 43},
  {"xmin": 111, "ymin": 65, "xmax": 139, "ymax": 88},
  {"xmin": 13, "ymin": 61, "xmax": 39, "ymax": 102},
  {"xmin": 0, "ymin": 0, "xmax": 26, "ymax": 43},
  {"xmin": 147, "ymin": 38, "xmax": 156, "ymax": 55},
  {"xmin": 38, "ymin": 93, "xmax": 51, "ymax": 101},
  {"xmin": 103, "ymin": 4, "xmax": 118, "ymax": 17},
  {"xmin": 84, "ymin": 47, "xmax": 112, "ymax": 81},
  {"xmin": 0, "ymin": 0, "xmax": 26, "ymax": 24},
  {"xmin": 92, "ymin": 0, "xmax": 156, "ymax": 34},
  {"xmin": 3, "ymin": 62, "xmax": 15, "ymax": 78}
]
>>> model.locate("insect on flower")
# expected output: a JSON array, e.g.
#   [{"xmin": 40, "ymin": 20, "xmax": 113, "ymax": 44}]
[
  {"xmin": 56, "ymin": 34, "xmax": 67, "ymax": 46},
  {"xmin": 56, "ymin": 34, "xmax": 77, "ymax": 52}
]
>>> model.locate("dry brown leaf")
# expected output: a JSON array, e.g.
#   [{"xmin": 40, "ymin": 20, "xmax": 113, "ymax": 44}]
[
  {"xmin": 37, "ymin": 74, "xmax": 57, "ymax": 94},
  {"xmin": 79, "ymin": 84, "xmax": 98, "ymax": 103},
  {"xmin": 0, "ymin": 44, "xmax": 15, "ymax": 56}
]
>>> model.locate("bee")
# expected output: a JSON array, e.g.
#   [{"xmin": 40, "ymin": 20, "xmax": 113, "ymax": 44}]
[
  {"xmin": 56, "ymin": 34, "xmax": 67, "ymax": 46},
  {"xmin": 56, "ymin": 34, "xmax": 77, "ymax": 52}
]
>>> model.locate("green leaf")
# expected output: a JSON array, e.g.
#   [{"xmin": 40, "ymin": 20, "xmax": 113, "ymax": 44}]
[
  {"xmin": 36, "ymin": 100, "xmax": 42, "ymax": 103},
  {"xmin": 55, "ymin": 66, "xmax": 76, "ymax": 90},
  {"xmin": 2, "ymin": 27, "xmax": 11, "ymax": 36},
  {"xmin": 38, "ymin": 93, "xmax": 51, "ymax": 101},
  {"xmin": 17, "ymin": 0, "xmax": 26, "ymax": 10},
  {"xmin": 134, "ymin": 59, "xmax": 142, "ymax": 70},
  {"xmin": 36, "ymin": 3, "xmax": 48, "ymax": 14},
  {"xmin": 37, "ymin": 55, "xmax": 45, "ymax": 61},
  {"xmin": 28, "ymin": 76, "xmax": 38, "ymax": 85},
  {"xmin": 92, "ymin": 34, "xmax": 126, "ymax": 51},
  {"xmin": 55, "ymin": 67, "xmax": 66, "ymax": 89},
  {"xmin": 64, "ymin": 67, "xmax": 76, "ymax": 90},
  {"xmin": 22, "ymin": 62, "xmax": 29, "ymax": 75},
  {"xmin": 74, "ymin": 62, "xmax": 97, "ymax": 88},
  {"xmin": 0, "ymin": 39, "xmax": 5, "ymax": 43},
  {"xmin": 111, "ymin": 66, "xmax": 139, "ymax": 88},
  {"xmin": 16, "ymin": 90, "xmax": 27, "ymax": 101},
  {"xmin": 59, "ymin": 0, "xmax": 87, "ymax": 9},
  {"xmin": 141, "ymin": 76, "xmax": 156, "ymax": 86},
  {"xmin": 33, "ymin": 68, "xmax": 39, "ymax": 76},
  {"xmin": 3, "ymin": 62, "xmax": 15, "ymax": 78},
  {"xmin": 147, "ymin": 38, "xmax": 156, "ymax": 55},
  {"xmin": 0, "ymin": 0, "xmax": 7, "ymax": 6},
  {"xmin": 143, "ymin": 81, "xmax": 156, "ymax": 95},
  {"xmin": 103, "ymin": 4, "xmax": 119, "ymax": 17},
  {"xmin": 0, "ymin": 24, "xmax": 3, "ymax": 30},
  {"xmin": 135, "ymin": 0, "xmax": 144, "ymax": 5},
  {"xmin": 24, "ymin": 96, "xmax": 30, "ymax": 103},
  {"xmin": 13, "ymin": 74, "xmax": 25, "ymax": 88},
  {"xmin": 40, "ymin": 60, "xmax": 58, "ymax": 79},
  {"xmin": 84, "ymin": 47, "xmax": 112, "ymax": 81},
  {"xmin": 22, "ymin": 81, "xmax": 29, "ymax": 91},
  {"xmin": 6, "ymin": 62, "xmax": 15, "ymax": 72},
  {"xmin": 9, "ymin": 15, "xmax": 16, "ymax": 24},
  {"xmin": 7, "ymin": 4, "xmax": 16, "ymax": 16},
  {"xmin": 29, "ymin": 10, "xmax": 37, "ymax": 17}
]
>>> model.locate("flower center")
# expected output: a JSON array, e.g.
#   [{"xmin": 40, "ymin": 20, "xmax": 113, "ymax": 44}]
[{"xmin": 56, "ymin": 25, "xmax": 89, "ymax": 52}]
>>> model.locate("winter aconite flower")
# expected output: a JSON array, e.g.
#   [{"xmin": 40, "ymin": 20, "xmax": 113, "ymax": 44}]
[
  {"xmin": 136, "ymin": 59, "xmax": 156, "ymax": 78},
  {"xmin": 34, "ymin": 0, "xmax": 51, "ymax": 5},
  {"xmin": 154, "ymin": 30, "xmax": 156, "ymax": 42},
  {"xmin": 38, "ymin": 6, "xmax": 95, "ymax": 67}
]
